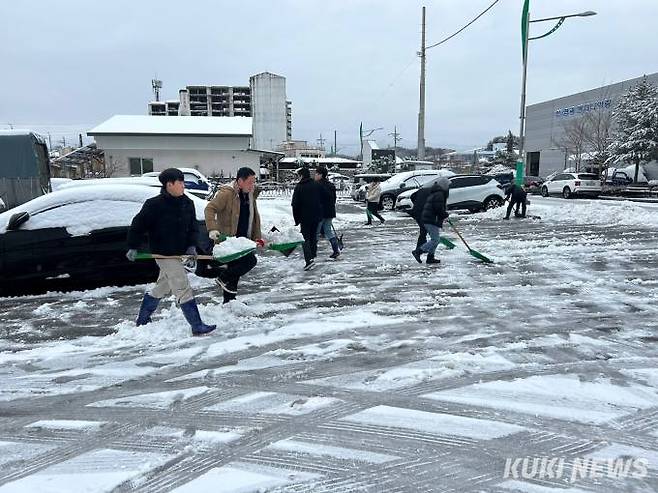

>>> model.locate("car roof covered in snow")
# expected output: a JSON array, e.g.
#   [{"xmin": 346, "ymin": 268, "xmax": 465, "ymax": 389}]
[
  {"xmin": 0, "ymin": 185, "xmax": 208, "ymax": 234},
  {"xmin": 88, "ymin": 115, "xmax": 252, "ymax": 137}
]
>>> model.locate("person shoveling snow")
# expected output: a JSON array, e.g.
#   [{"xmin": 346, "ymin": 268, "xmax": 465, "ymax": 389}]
[{"xmin": 126, "ymin": 168, "xmax": 216, "ymax": 336}]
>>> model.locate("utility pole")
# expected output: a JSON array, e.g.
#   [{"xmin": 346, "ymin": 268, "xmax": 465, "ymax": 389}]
[
  {"xmin": 389, "ymin": 125, "xmax": 402, "ymax": 150},
  {"xmin": 47, "ymin": 133, "xmax": 52, "ymax": 149},
  {"xmin": 79, "ymin": 133, "xmax": 83, "ymax": 148},
  {"xmin": 417, "ymin": 6, "xmax": 427, "ymax": 160},
  {"xmin": 317, "ymin": 134, "xmax": 326, "ymax": 150},
  {"xmin": 334, "ymin": 130, "xmax": 337, "ymax": 156}
]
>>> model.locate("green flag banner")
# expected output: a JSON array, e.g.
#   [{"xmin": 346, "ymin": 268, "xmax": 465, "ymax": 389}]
[{"xmin": 521, "ymin": 0, "xmax": 530, "ymax": 63}]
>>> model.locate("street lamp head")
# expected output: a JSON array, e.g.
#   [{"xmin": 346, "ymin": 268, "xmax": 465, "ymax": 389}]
[{"xmin": 578, "ymin": 11, "xmax": 597, "ymax": 17}]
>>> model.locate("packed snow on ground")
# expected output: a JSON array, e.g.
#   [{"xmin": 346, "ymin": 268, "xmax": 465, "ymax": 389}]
[
  {"xmin": 341, "ymin": 405, "xmax": 526, "ymax": 440},
  {"xmin": 212, "ymin": 237, "xmax": 257, "ymax": 258},
  {"xmin": 24, "ymin": 420, "xmax": 106, "ymax": 432},
  {"xmin": 422, "ymin": 374, "xmax": 658, "ymax": 425},
  {"xmin": 267, "ymin": 438, "xmax": 399, "ymax": 464},
  {"xmin": 168, "ymin": 462, "xmax": 319, "ymax": 493},
  {"xmin": 0, "ymin": 448, "xmax": 174, "ymax": 493},
  {"xmin": 470, "ymin": 195, "xmax": 658, "ymax": 228}
]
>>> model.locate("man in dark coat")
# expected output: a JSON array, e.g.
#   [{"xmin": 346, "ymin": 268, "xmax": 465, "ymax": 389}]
[
  {"xmin": 126, "ymin": 168, "xmax": 215, "ymax": 335},
  {"xmin": 292, "ymin": 167, "xmax": 323, "ymax": 270},
  {"xmin": 504, "ymin": 182, "xmax": 527, "ymax": 219},
  {"xmin": 410, "ymin": 185, "xmax": 432, "ymax": 253},
  {"xmin": 412, "ymin": 177, "xmax": 450, "ymax": 265},
  {"xmin": 314, "ymin": 166, "xmax": 341, "ymax": 259}
]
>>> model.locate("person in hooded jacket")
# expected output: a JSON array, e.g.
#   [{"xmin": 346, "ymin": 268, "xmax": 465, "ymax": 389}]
[
  {"xmin": 292, "ymin": 167, "xmax": 324, "ymax": 270},
  {"xmin": 126, "ymin": 168, "xmax": 215, "ymax": 336},
  {"xmin": 314, "ymin": 166, "xmax": 341, "ymax": 259},
  {"xmin": 365, "ymin": 179, "xmax": 385, "ymax": 225},
  {"xmin": 411, "ymin": 177, "xmax": 450, "ymax": 265}
]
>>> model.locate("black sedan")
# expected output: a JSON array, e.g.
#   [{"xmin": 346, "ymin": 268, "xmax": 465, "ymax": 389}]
[{"xmin": 0, "ymin": 184, "xmax": 209, "ymax": 296}]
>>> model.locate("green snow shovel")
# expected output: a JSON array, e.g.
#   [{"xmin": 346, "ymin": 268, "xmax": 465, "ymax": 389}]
[
  {"xmin": 439, "ymin": 236, "xmax": 456, "ymax": 249},
  {"xmin": 135, "ymin": 248, "xmax": 256, "ymax": 264},
  {"xmin": 446, "ymin": 219, "xmax": 493, "ymax": 264},
  {"xmin": 267, "ymin": 226, "xmax": 303, "ymax": 257}
]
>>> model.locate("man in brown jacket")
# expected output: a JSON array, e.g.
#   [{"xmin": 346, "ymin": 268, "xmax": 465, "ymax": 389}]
[{"xmin": 205, "ymin": 167, "xmax": 264, "ymax": 303}]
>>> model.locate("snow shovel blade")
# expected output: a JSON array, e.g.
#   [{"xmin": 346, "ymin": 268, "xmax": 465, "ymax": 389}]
[
  {"xmin": 447, "ymin": 219, "xmax": 493, "ymax": 264},
  {"xmin": 439, "ymin": 237, "xmax": 456, "ymax": 249},
  {"xmin": 467, "ymin": 249, "xmax": 493, "ymax": 264},
  {"xmin": 213, "ymin": 247, "xmax": 257, "ymax": 264},
  {"xmin": 268, "ymin": 241, "xmax": 303, "ymax": 257}
]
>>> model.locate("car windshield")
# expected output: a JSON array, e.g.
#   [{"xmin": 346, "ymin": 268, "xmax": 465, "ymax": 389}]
[{"xmin": 578, "ymin": 174, "xmax": 598, "ymax": 180}]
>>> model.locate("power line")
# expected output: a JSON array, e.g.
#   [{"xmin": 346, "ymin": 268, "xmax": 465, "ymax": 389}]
[{"xmin": 426, "ymin": 0, "xmax": 502, "ymax": 50}]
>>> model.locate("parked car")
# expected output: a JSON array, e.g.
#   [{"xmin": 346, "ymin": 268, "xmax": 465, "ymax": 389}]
[
  {"xmin": 378, "ymin": 169, "xmax": 454, "ymax": 210},
  {"xmin": 396, "ymin": 175, "xmax": 505, "ymax": 213},
  {"xmin": 0, "ymin": 185, "xmax": 209, "ymax": 296},
  {"xmin": 540, "ymin": 172, "xmax": 601, "ymax": 198},
  {"xmin": 350, "ymin": 173, "xmax": 392, "ymax": 201},
  {"xmin": 328, "ymin": 173, "xmax": 351, "ymax": 190},
  {"xmin": 524, "ymin": 175, "xmax": 545, "ymax": 194},
  {"xmin": 143, "ymin": 167, "xmax": 210, "ymax": 191},
  {"xmin": 605, "ymin": 170, "xmax": 633, "ymax": 186}
]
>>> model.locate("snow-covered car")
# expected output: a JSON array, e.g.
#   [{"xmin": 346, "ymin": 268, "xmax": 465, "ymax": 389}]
[
  {"xmin": 143, "ymin": 167, "xmax": 210, "ymax": 192},
  {"xmin": 540, "ymin": 172, "xmax": 601, "ymax": 198},
  {"xmin": 395, "ymin": 175, "xmax": 505, "ymax": 213},
  {"xmin": 60, "ymin": 176, "xmax": 210, "ymax": 200},
  {"xmin": 0, "ymin": 185, "xmax": 209, "ymax": 296},
  {"xmin": 350, "ymin": 173, "xmax": 392, "ymax": 201},
  {"xmin": 378, "ymin": 169, "xmax": 455, "ymax": 210}
]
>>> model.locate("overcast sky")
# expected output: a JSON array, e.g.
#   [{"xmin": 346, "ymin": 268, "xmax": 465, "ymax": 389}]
[{"xmin": 1, "ymin": 0, "xmax": 657, "ymax": 153}]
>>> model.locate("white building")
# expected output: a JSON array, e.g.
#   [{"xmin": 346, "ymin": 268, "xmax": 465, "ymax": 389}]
[
  {"xmin": 147, "ymin": 72, "xmax": 292, "ymax": 152},
  {"xmin": 250, "ymin": 72, "xmax": 289, "ymax": 151},
  {"xmin": 87, "ymin": 115, "xmax": 261, "ymax": 179}
]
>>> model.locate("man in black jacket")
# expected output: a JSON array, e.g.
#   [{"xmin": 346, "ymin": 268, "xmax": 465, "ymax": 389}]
[
  {"xmin": 410, "ymin": 186, "xmax": 431, "ymax": 255},
  {"xmin": 504, "ymin": 182, "xmax": 527, "ymax": 219},
  {"xmin": 412, "ymin": 177, "xmax": 450, "ymax": 265},
  {"xmin": 314, "ymin": 166, "xmax": 341, "ymax": 259},
  {"xmin": 126, "ymin": 168, "xmax": 215, "ymax": 335},
  {"xmin": 292, "ymin": 167, "xmax": 323, "ymax": 270}
]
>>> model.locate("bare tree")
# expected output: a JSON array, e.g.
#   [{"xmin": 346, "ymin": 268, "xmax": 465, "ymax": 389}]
[
  {"xmin": 582, "ymin": 107, "xmax": 612, "ymax": 177},
  {"xmin": 553, "ymin": 116, "xmax": 588, "ymax": 171},
  {"xmin": 102, "ymin": 155, "xmax": 121, "ymax": 178}
]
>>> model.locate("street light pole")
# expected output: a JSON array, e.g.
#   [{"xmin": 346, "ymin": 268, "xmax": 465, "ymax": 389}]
[
  {"xmin": 417, "ymin": 6, "xmax": 427, "ymax": 160},
  {"xmin": 516, "ymin": 3, "xmax": 597, "ymax": 185},
  {"xmin": 517, "ymin": 3, "xmax": 530, "ymax": 185}
]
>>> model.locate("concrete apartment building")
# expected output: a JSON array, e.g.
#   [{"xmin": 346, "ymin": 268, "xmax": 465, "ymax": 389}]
[
  {"xmin": 147, "ymin": 72, "xmax": 292, "ymax": 151},
  {"xmin": 525, "ymin": 72, "xmax": 658, "ymax": 177}
]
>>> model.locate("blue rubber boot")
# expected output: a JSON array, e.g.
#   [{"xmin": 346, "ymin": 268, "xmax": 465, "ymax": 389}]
[
  {"xmin": 180, "ymin": 298, "xmax": 216, "ymax": 336},
  {"xmin": 136, "ymin": 293, "xmax": 160, "ymax": 326}
]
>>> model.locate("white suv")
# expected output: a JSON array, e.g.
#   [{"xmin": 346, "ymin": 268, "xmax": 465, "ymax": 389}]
[
  {"xmin": 378, "ymin": 170, "xmax": 454, "ymax": 210},
  {"xmin": 395, "ymin": 175, "xmax": 505, "ymax": 213},
  {"xmin": 540, "ymin": 172, "xmax": 601, "ymax": 199}
]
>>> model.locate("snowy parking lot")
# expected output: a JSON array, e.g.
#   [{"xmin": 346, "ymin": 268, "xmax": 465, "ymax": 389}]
[{"xmin": 1, "ymin": 196, "xmax": 657, "ymax": 492}]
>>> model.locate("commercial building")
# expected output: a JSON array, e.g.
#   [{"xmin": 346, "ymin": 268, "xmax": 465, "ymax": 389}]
[
  {"xmin": 147, "ymin": 72, "xmax": 292, "ymax": 152},
  {"xmin": 87, "ymin": 115, "xmax": 262, "ymax": 179},
  {"xmin": 525, "ymin": 72, "xmax": 658, "ymax": 177}
]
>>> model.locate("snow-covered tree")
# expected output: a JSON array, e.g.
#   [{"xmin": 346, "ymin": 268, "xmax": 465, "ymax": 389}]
[{"xmin": 607, "ymin": 76, "xmax": 658, "ymax": 183}]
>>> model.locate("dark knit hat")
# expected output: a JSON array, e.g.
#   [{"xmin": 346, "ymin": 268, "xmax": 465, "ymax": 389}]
[{"xmin": 158, "ymin": 168, "xmax": 184, "ymax": 185}]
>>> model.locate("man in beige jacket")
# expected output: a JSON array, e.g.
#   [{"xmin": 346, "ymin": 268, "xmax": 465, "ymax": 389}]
[{"xmin": 205, "ymin": 167, "xmax": 264, "ymax": 303}]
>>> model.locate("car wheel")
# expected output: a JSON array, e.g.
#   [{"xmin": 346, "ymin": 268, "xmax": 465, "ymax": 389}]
[
  {"xmin": 483, "ymin": 196, "xmax": 504, "ymax": 210},
  {"xmin": 562, "ymin": 187, "xmax": 572, "ymax": 199},
  {"xmin": 381, "ymin": 195, "xmax": 395, "ymax": 210},
  {"xmin": 541, "ymin": 186, "xmax": 549, "ymax": 197}
]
